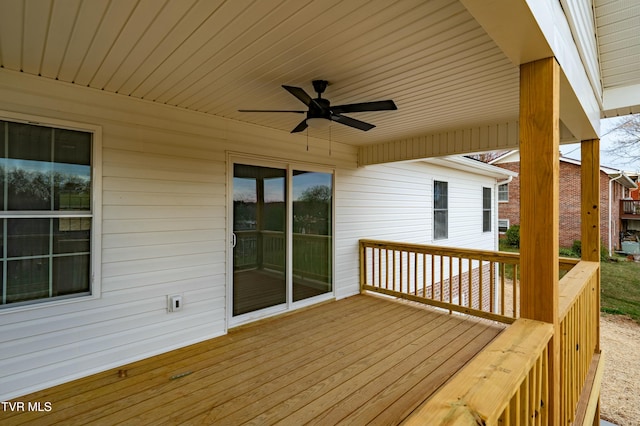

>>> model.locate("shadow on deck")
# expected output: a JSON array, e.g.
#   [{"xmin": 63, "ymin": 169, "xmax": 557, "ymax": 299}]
[{"xmin": 3, "ymin": 294, "xmax": 505, "ymax": 425}]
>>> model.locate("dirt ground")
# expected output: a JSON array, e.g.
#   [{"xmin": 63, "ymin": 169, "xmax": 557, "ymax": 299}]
[{"xmin": 600, "ymin": 314, "xmax": 640, "ymax": 426}]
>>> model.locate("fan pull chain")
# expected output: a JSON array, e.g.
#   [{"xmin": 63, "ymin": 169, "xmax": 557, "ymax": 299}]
[
  {"xmin": 329, "ymin": 124, "xmax": 332, "ymax": 156},
  {"xmin": 306, "ymin": 128, "xmax": 309, "ymax": 151}
]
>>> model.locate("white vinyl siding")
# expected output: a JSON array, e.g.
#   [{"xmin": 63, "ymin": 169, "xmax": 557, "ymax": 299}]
[
  {"xmin": 0, "ymin": 70, "xmax": 355, "ymax": 400},
  {"xmin": 0, "ymin": 69, "xmax": 501, "ymax": 400},
  {"xmin": 335, "ymin": 162, "xmax": 500, "ymax": 298}
]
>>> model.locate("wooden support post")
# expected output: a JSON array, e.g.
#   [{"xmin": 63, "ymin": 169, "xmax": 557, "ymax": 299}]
[
  {"xmin": 519, "ymin": 57, "xmax": 560, "ymax": 424},
  {"xmin": 581, "ymin": 138, "xmax": 602, "ymax": 425},
  {"xmin": 581, "ymin": 140, "xmax": 601, "ymax": 263}
]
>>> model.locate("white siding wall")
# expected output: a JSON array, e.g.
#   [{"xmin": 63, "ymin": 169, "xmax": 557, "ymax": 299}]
[
  {"xmin": 0, "ymin": 70, "xmax": 356, "ymax": 400},
  {"xmin": 334, "ymin": 162, "xmax": 499, "ymax": 299},
  {"xmin": 0, "ymin": 69, "xmax": 499, "ymax": 400}
]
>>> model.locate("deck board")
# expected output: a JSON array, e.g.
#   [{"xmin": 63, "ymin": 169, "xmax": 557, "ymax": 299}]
[{"xmin": 3, "ymin": 294, "xmax": 505, "ymax": 426}]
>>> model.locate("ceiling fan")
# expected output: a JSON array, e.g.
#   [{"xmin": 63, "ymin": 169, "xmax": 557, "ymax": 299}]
[{"xmin": 238, "ymin": 80, "xmax": 397, "ymax": 133}]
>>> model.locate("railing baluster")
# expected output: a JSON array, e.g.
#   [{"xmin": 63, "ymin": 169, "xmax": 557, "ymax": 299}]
[
  {"xmin": 414, "ymin": 252, "xmax": 418, "ymax": 295},
  {"xmin": 423, "ymin": 252, "xmax": 427, "ymax": 297},
  {"xmin": 513, "ymin": 263, "xmax": 518, "ymax": 317},
  {"xmin": 430, "ymin": 254, "xmax": 435, "ymax": 299},
  {"xmin": 479, "ymin": 258, "xmax": 484, "ymax": 311},
  {"xmin": 500, "ymin": 262, "xmax": 506, "ymax": 316},
  {"xmin": 458, "ymin": 257, "xmax": 462, "ymax": 309},
  {"xmin": 490, "ymin": 261, "xmax": 495, "ymax": 313},
  {"xmin": 468, "ymin": 258, "xmax": 473, "ymax": 309},
  {"xmin": 439, "ymin": 255, "xmax": 444, "ymax": 302},
  {"xmin": 448, "ymin": 256, "xmax": 453, "ymax": 304}
]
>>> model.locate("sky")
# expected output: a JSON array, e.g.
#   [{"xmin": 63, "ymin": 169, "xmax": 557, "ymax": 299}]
[
  {"xmin": 560, "ymin": 116, "xmax": 640, "ymax": 173},
  {"xmin": 233, "ymin": 171, "xmax": 332, "ymax": 203}
]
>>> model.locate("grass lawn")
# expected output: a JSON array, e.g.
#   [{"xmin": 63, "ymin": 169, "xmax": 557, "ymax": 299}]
[
  {"xmin": 600, "ymin": 257, "xmax": 640, "ymax": 323},
  {"xmin": 499, "ymin": 241, "xmax": 640, "ymax": 323}
]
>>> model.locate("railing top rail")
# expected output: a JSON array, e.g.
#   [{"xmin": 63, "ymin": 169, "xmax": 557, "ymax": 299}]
[
  {"xmin": 360, "ymin": 239, "xmax": 579, "ymax": 271},
  {"xmin": 360, "ymin": 239, "xmax": 521, "ymax": 264},
  {"xmin": 403, "ymin": 318, "xmax": 553, "ymax": 425},
  {"xmin": 558, "ymin": 260, "xmax": 599, "ymax": 321}
]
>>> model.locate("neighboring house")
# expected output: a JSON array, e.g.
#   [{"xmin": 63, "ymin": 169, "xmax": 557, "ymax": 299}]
[
  {"xmin": 630, "ymin": 174, "xmax": 639, "ymax": 200},
  {"xmin": 491, "ymin": 150, "xmax": 638, "ymax": 253},
  {"xmin": 621, "ymin": 173, "xmax": 640, "ymax": 254},
  {"xmin": 0, "ymin": 1, "xmax": 638, "ymax": 424}
]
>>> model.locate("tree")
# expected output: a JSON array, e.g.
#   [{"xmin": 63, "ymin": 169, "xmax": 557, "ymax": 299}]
[
  {"xmin": 465, "ymin": 151, "xmax": 508, "ymax": 163},
  {"xmin": 604, "ymin": 114, "xmax": 640, "ymax": 166},
  {"xmin": 299, "ymin": 185, "xmax": 331, "ymax": 203}
]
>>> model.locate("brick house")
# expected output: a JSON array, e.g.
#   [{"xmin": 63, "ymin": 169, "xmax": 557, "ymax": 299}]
[{"xmin": 491, "ymin": 151, "xmax": 638, "ymax": 253}]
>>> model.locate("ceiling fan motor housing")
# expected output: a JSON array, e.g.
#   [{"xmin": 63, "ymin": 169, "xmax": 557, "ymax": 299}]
[{"xmin": 308, "ymin": 97, "xmax": 331, "ymax": 119}]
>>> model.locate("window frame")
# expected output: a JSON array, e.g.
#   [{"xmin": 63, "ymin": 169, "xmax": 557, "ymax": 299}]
[
  {"xmin": 498, "ymin": 219, "xmax": 510, "ymax": 233},
  {"xmin": 498, "ymin": 183, "xmax": 509, "ymax": 202},
  {"xmin": 482, "ymin": 187, "xmax": 492, "ymax": 233},
  {"xmin": 433, "ymin": 180, "xmax": 448, "ymax": 240},
  {"xmin": 0, "ymin": 111, "xmax": 102, "ymax": 312}
]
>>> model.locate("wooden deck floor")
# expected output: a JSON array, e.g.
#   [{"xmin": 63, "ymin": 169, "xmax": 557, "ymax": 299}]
[{"xmin": 3, "ymin": 295, "xmax": 505, "ymax": 426}]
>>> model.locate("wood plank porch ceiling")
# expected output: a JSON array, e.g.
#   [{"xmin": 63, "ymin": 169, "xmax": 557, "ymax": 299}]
[
  {"xmin": 4, "ymin": 295, "xmax": 505, "ymax": 425},
  {"xmin": 0, "ymin": 0, "xmax": 520, "ymax": 146}
]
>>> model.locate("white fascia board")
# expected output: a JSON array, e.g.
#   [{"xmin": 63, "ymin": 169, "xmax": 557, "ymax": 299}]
[
  {"xmin": 424, "ymin": 156, "xmax": 519, "ymax": 179},
  {"xmin": 461, "ymin": 0, "xmax": 601, "ymax": 139},
  {"xmin": 602, "ymin": 84, "xmax": 640, "ymax": 117},
  {"xmin": 489, "ymin": 150, "xmax": 519, "ymax": 164},
  {"xmin": 524, "ymin": 0, "xmax": 601, "ymax": 138}
]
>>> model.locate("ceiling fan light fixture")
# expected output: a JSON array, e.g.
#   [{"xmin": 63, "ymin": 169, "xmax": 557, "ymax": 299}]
[{"xmin": 306, "ymin": 117, "xmax": 331, "ymax": 129}]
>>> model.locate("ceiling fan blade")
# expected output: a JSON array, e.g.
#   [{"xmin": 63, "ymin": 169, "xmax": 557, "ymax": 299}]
[
  {"xmin": 238, "ymin": 109, "xmax": 305, "ymax": 113},
  {"xmin": 282, "ymin": 85, "xmax": 313, "ymax": 106},
  {"xmin": 330, "ymin": 100, "xmax": 397, "ymax": 114},
  {"xmin": 331, "ymin": 113, "xmax": 375, "ymax": 131},
  {"xmin": 291, "ymin": 119, "xmax": 308, "ymax": 133}
]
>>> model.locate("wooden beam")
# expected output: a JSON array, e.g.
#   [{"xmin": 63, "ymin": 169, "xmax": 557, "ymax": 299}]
[
  {"xmin": 519, "ymin": 57, "xmax": 561, "ymax": 424},
  {"xmin": 581, "ymin": 139, "xmax": 601, "ymax": 262},
  {"xmin": 580, "ymin": 138, "xmax": 602, "ymax": 422}
]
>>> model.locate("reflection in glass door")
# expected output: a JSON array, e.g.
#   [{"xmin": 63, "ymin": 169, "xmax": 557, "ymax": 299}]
[
  {"xmin": 292, "ymin": 171, "xmax": 332, "ymax": 302},
  {"xmin": 232, "ymin": 164, "xmax": 286, "ymax": 316}
]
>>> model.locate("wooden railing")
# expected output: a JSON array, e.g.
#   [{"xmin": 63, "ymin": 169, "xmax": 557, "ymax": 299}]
[
  {"xmin": 359, "ymin": 239, "xmax": 578, "ymax": 324},
  {"xmin": 621, "ymin": 199, "xmax": 640, "ymax": 217},
  {"xmin": 235, "ymin": 230, "xmax": 331, "ymax": 282},
  {"xmin": 558, "ymin": 260, "xmax": 603, "ymax": 425},
  {"xmin": 360, "ymin": 240, "xmax": 601, "ymax": 425}
]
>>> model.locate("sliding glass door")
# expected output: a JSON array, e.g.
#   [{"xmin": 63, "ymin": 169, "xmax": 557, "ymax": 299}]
[
  {"xmin": 231, "ymin": 162, "xmax": 333, "ymax": 320},
  {"xmin": 292, "ymin": 171, "xmax": 332, "ymax": 302},
  {"xmin": 232, "ymin": 164, "xmax": 286, "ymax": 316}
]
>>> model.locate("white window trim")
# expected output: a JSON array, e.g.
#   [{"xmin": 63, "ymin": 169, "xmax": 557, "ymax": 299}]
[
  {"xmin": 433, "ymin": 180, "xmax": 448, "ymax": 241},
  {"xmin": 482, "ymin": 187, "xmax": 492, "ymax": 233},
  {"xmin": 0, "ymin": 110, "xmax": 102, "ymax": 313}
]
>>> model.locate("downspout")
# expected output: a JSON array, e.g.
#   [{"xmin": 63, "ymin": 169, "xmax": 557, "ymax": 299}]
[{"xmin": 609, "ymin": 173, "xmax": 626, "ymax": 257}]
